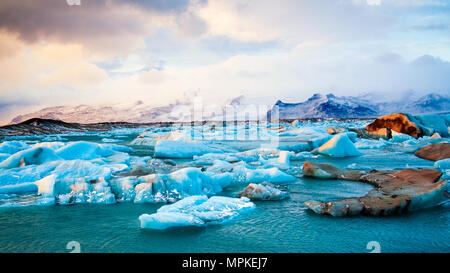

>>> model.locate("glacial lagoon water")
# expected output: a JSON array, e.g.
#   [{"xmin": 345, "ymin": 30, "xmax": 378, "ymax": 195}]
[{"xmin": 0, "ymin": 124, "xmax": 449, "ymax": 253}]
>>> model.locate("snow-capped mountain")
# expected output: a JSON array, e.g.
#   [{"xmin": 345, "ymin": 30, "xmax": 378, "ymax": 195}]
[
  {"xmin": 10, "ymin": 100, "xmax": 204, "ymax": 124},
  {"xmin": 269, "ymin": 92, "xmax": 450, "ymax": 119},
  {"xmin": 9, "ymin": 92, "xmax": 450, "ymax": 124},
  {"xmin": 9, "ymin": 97, "xmax": 234, "ymax": 125},
  {"xmin": 270, "ymin": 93, "xmax": 377, "ymax": 119}
]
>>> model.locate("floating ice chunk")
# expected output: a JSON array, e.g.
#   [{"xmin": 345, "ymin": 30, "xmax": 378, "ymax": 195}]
[
  {"xmin": 239, "ymin": 183, "xmax": 289, "ymax": 201},
  {"xmin": 0, "ymin": 147, "xmax": 62, "ymax": 169},
  {"xmin": 316, "ymin": 133, "xmax": 363, "ymax": 157},
  {"xmin": 154, "ymin": 140, "xmax": 223, "ymax": 159},
  {"xmin": 139, "ymin": 212, "xmax": 204, "ymax": 230},
  {"xmin": 139, "ymin": 195, "xmax": 255, "ymax": 230},
  {"xmin": 187, "ymin": 196, "xmax": 255, "ymax": 223},
  {"xmin": 0, "ymin": 141, "xmax": 30, "ymax": 154},
  {"xmin": 56, "ymin": 141, "xmax": 132, "ymax": 160}
]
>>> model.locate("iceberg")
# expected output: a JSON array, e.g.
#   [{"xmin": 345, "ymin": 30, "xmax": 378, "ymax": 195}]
[
  {"xmin": 139, "ymin": 195, "xmax": 255, "ymax": 230},
  {"xmin": 139, "ymin": 212, "xmax": 205, "ymax": 230},
  {"xmin": 239, "ymin": 183, "xmax": 289, "ymax": 201},
  {"xmin": 316, "ymin": 133, "xmax": 363, "ymax": 157}
]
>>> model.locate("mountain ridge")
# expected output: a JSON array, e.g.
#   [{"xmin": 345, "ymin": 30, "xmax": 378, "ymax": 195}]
[
  {"xmin": 8, "ymin": 92, "xmax": 450, "ymax": 124},
  {"xmin": 269, "ymin": 92, "xmax": 450, "ymax": 119}
]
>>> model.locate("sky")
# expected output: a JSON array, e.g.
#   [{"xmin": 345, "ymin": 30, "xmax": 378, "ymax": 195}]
[{"xmin": 0, "ymin": 0, "xmax": 449, "ymax": 123}]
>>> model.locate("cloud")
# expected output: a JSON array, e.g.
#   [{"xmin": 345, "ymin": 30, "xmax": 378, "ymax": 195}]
[
  {"xmin": 195, "ymin": 0, "xmax": 393, "ymax": 42},
  {"xmin": 0, "ymin": 0, "xmax": 204, "ymax": 56}
]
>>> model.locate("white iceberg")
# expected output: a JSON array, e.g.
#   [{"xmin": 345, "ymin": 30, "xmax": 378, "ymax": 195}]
[
  {"xmin": 239, "ymin": 183, "xmax": 289, "ymax": 201},
  {"xmin": 139, "ymin": 195, "xmax": 255, "ymax": 230},
  {"xmin": 139, "ymin": 212, "xmax": 205, "ymax": 230},
  {"xmin": 316, "ymin": 133, "xmax": 363, "ymax": 157}
]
